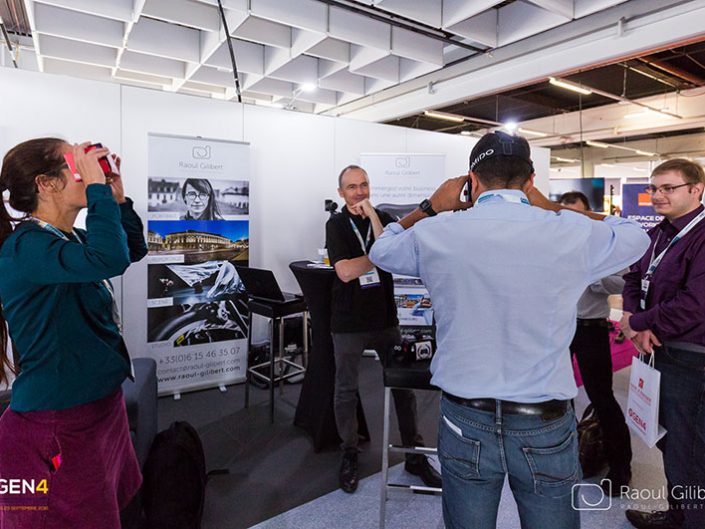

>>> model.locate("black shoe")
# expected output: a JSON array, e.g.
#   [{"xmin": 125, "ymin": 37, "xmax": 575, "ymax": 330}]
[
  {"xmin": 339, "ymin": 451, "xmax": 358, "ymax": 493},
  {"xmin": 404, "ymin": 456, "xmax": 442, "ymax": 488},
  {"xmin": 602, "ymin": 468, "xmax": 632, "ymax": 497},
  {"xmin": 625, "ymin": 510, "xmax": 682, "ymax": 529}
]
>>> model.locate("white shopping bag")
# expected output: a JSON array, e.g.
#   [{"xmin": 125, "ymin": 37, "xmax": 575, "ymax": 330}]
[{"xmin": 626, "ymin": 354, "xmax": 667, "ymax": 447}]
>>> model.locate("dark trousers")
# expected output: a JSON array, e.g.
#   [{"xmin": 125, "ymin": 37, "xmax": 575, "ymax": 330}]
[
  {"xmin": 570, "ymin": 322, "xmax": 632, "ymax": 475},
  {"xmin": 332, "ymin": 326, "xmax": 423, "ymax": 456},
  {"xmin": 655, "ymin": 344, "xmax": 705, "ymax": 529}
]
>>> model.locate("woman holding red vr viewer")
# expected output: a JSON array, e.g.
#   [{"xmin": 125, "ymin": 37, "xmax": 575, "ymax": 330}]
[{"xmin": 0, "ymin": 138, "xmax": 147, "ymax": 528}]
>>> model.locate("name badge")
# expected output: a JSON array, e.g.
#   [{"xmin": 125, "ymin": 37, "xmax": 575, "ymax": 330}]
[
  {"xmin": 359, "ymin": 268, "xmax": 381, "ymax": 288},
  {"xmin": 640, "ymin": 278, "xmax": 650, "ymax": 310}
]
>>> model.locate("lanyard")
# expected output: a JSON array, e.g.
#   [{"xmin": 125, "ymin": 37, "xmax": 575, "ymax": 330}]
[
  {"xmin": 645, "ymin": 210, "xmax": 705, "ymax": 279},
  {"xmin": 348, "ymin": 218, "xmax": 372, "ymax": 255},
  {"xmin": 476, "ymin": 192, "xmax": 530, "ymax": 206},
  {"xmin": 31, "ymin": 218, "xmax": 122, "ymax": 331}
]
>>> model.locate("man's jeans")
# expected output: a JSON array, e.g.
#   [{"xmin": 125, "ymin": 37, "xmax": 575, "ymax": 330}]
[
  {"xmin": 439, "ymin": 395, "xmax": 580, "ymax": 529},
  {"xmin": 655, "ymin": 344, "xmax": 705, "ymax": 529}
]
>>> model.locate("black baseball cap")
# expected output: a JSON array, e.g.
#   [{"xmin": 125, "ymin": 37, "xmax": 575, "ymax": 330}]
[{"xmin": 468, "ymin": 131, "xmax": 534, "ymax": 173}]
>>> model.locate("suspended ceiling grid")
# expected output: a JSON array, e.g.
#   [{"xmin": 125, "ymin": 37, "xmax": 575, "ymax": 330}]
[{"xmin": 4, "ymin": 0, "xmax": 631, "ymax": 112}]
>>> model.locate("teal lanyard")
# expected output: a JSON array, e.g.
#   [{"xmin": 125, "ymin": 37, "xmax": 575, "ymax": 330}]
[
  {"xmin": 476, "ymin": 192, "xmax": 530, "ymax": 205},
  {"xmin": 31, "ymin": 218, "xmax": 122, "ymax": 331},
  {"xmin": 348, "ymin": 218, "xmax": 371, "ymax": 255}
]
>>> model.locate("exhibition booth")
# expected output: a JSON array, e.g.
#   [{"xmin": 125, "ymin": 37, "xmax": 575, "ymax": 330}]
[{"xmin": 3, "ymin": 1, "xmax": 705, "ymax": 527}]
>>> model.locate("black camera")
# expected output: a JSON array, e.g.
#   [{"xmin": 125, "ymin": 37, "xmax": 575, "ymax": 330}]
[
  {"xmin": 391, "ymin": 332, "xmax": 436, "ymax": 364},
  {"xmin": 324, "ymin": 199, "xmax": 339, "ymax": 214}
]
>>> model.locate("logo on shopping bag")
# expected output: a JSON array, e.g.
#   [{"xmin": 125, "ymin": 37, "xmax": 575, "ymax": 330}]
[
  {"xmin": 629, "ymin": 408, "xmax": 647, "ymax": 433},
  {"xmin": 638, "ymin": 378, "xmax": 644, "ymax": 389}
]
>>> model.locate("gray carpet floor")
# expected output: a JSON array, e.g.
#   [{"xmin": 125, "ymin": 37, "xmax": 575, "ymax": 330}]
[{"xmin": 158, "ymin": 357, "xmax": 668, "ymax": 529}]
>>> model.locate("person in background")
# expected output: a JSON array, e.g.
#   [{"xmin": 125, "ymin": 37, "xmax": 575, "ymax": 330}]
[
  {"xmin": 180, "ymin": 178, "xmax": 223, "ymax": 220},
  {"xmin": 559, "ymin": 191, "xmax": 632, "ymax": 494},
  {"xmin": 369, "ymin": 131, "xmax": 650, "ymax": 529},
  {"xmin": 0, "ymin": 138, "xmax": 148, "ymax": 529},
  {"xmin": 621, "ymin": 159, "xmax": 705, "ymax": 529},
  {"xmin": 325, "ymin": 164, "xmax": 441, "ymax": 493}
]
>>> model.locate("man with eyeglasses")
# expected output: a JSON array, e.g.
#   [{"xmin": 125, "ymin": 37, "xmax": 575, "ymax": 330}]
[{"xmin": 621, "ymin": 159, "xmax": 705, "ymax": 529}]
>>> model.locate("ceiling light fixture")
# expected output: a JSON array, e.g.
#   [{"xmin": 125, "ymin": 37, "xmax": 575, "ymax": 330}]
[
  {"xmin": 552, "ymin": 156, "xmax": 580, "ymax": 163},
  {"xmin": 300, "ymin": 82, "xmax": 317, "ymax": 92},
  {"xmin": 518, "ymin": 128, "xmax": 548, "ymax": 137},
  {"xmin": 586, "ymin": 140, "xmax": 610, "ymax": 148},
  {"xmin": 549, "ymin": 77, "xmax": 592, "ymax": 95},
  {"xmin": 503, "ymin": 121, "xmax": 518, "ymax": 132},
  {"xmin": 424, "ymin": 110, "xmax": 466, "ymax": 123}
]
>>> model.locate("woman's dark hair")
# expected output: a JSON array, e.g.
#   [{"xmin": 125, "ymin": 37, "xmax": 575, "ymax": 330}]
[
  {"xmin": 0, "ymin": 137, "xmax": 67, "ymax": 386},
  {"xmin": 181, "ymin": 178, "xmax": 223, "ymax": 220},
  {"xmin": 559, "ymin": 191, "xmax": 591, "ymax": 211}
]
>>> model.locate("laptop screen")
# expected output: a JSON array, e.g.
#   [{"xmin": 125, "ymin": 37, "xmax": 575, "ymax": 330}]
[{"xmin": 235, "ymin": 266, "xmax": 286, "ymax": 302}]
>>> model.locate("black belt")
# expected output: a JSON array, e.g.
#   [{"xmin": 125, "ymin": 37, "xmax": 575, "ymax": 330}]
[
  {"xmin": 576, "ymin": 318, "xmax": 609, "ymax": 328},
  {"xmin": 443, "ymin": 393, "xmax": 569, "ymax": 420}
]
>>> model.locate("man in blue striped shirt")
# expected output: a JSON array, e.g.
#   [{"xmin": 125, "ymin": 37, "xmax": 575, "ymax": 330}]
[{"xmin": 369, "ymin": 131, "xmax": 650, "ymax": 529}]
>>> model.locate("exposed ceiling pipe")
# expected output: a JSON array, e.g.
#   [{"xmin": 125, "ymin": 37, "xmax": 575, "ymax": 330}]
[
  {"xmin": 637, "ymin": 56, "xmax": 705, "ymax": 86},
  {"xmin": 0, "ymin": 18, "xmax": 18, "ymax": 68}
]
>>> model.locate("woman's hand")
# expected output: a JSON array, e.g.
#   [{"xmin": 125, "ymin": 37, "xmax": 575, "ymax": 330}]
[
  {"xmin": 74, "ymin": 142, "xmax": 108, "ymax": 186},
  {"xmin": 107, "ymin": 153, "xmax": 126, "ymax": 204}
]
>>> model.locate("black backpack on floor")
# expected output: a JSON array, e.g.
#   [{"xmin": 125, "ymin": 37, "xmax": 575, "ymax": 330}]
[{"xmin": 142, "ymin": 421, "xmax": 207, "ymax": 529}]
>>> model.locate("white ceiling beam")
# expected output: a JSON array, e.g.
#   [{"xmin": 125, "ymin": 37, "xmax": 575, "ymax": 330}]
[
  {"xmin": 38, "ymin": 34, "xmax": 117, "ymax": 68},
  {"xmin": 142, "ymin": 0, "xmax": 220, "ymax": 32},
  {"xmin": 120, "ymin": 50, "xmax": 187, "ymax": 79},
  {"xmin": 247, "ymin": 77, "xmax": 294, "ymax": 97},
  {"xmin": 445, "ymin": 10, "xmax": 498, "ymax": 48},
  {"xmin": 114, "ymin": 68, "xmax": 173, "ymax": 86},
  {"xmin": 328, "ymin": 6, "xmax": 390, "ymax": 50},
  {"xmin": 318, "ymin": 58, "xmax": 348, "ymax": 79},
  {"xmin": 233, "ymin": 16, "xmax": 291, "ymax": 49},
  {"xmin": 33, "ymin": 0, "xmax": 134, "ymax": 22},
  {"xmin": 33, "ymin": 3, "xmax": 125, "ymax": 48},
  {"xmin": 198, "ymin": 9, "xmax": 248, "ymax": 64},
  {"xmin": 189, "ymin": 65, "xmax": 240, "ymax": 88},
  {"xmin": 391, "ymin": 27, "xmax": 443, "ymax": 66},
  {"xmin": 318, "ymin": 70, "xmax": 366, "ymax": 95},
  {"xmin": 497, "ymin": 1, "xmax": 571, "ymax": 47},
  {"xmin": 205, "ymin": 40, "xmax": 264, "ymax": 75},
  {"xmin": 349, "ymin": 44, "xmax": 389, "ymax": 72},
  {"xmin": 127, "ymin": 17, "xmax": 200, "ymax": 63},
  {"xmin": 524, "ymin": 0, "xmax": 575, "ymax": 19},
  {"xmin": 268, "ymin": 55, "xmax": 319, "ymax": 85},
  {"xmin": 251, "ymin": 0, "xmax": 328, "ymax": 33},
  {"xmin": 575, "ymin": 0, "xmax": 628, "ymax": 18},
  {"xmin": 291, "ymin": 28, "xmax": 327, "ymax": 59},
  {"xmin": 305, "ymin": 37, "xmax": 350, "ymax": 63},
  {"xmin": 264, "ymin": 46, "xmax": 292, "ymax": 76},
  {"xmin": 374, "ymin": 0, "xmax": 442, "ymax": 28},
  {"xmin": 353, "ymin": 55, "xmax": 399, "ymax": 83},
  {"xmin": 42, "ymin": 56, "xmax": 113, "ymax": 81},
  {"xmin": 442, "ymin": 0, "xmax": 504, "ymax": 28},
  {"xmin": 400, "ymin": 58, "xmax": 439, "ymax": 83}
]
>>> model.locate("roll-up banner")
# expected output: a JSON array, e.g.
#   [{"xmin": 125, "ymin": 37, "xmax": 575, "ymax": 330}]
[
  {"xmin": 146, "ymin": 134, "xmax": 250, "ymax": 395},
  {"xmin": 621, "ymin": 182, "xmax": 662, "ymax": 230},
  {"xmin": 360, "ymin": 153, "xmax": 446, "ymax": 330}
]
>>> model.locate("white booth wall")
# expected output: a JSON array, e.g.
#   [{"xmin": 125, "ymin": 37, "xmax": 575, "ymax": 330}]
[{"xmin": 0, "ymin": 67, "xmax": 549, "ymax": 363}]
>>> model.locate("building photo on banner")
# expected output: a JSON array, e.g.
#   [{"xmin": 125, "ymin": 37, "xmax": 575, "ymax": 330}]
[
  {"xmin": 145, "ymin": 134, "xmax": 250, "ymax": 395},
  {"xmin": 361, "ymin": 153, "xmax": 446, "ymax": 329}
]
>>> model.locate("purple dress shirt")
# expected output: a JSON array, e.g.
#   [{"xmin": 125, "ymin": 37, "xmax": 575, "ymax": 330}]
[{"xmin": 623, "ymin": 204, "xmax": 705, "ymax": 347}]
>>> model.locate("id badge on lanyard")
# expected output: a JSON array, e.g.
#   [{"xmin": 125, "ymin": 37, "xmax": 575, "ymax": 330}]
[
  {"xmin": 640, "ymin": 209, "xmax": 705, "ymax": 310},
  {"xmin": 640, "ymin": 277, "xmax": 650, "ymax": 310},
  {"xmin": 349, "ymin": 218, "xmax": 381, "ymax": 288}
]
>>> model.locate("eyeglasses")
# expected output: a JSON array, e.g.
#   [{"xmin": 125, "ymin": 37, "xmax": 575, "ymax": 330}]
[
  {"xmin": 185, "ymin": 191, "xmax": 209, "ymax": 201},
  {"xmin": 643, "ymin": 183, "xmax": 691, "ymax": 195}
]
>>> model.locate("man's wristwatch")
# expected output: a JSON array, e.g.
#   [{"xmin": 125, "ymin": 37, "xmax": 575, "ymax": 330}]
[{"xmin": 419, "ymin": 198, "xmax": 437, "ymax": 217}]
